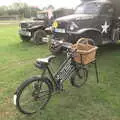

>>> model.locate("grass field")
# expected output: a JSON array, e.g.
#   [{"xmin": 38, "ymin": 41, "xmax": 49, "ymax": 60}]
[{"xmin": 0, "ymin": 24, "xmax": 120, "ymax": 120}]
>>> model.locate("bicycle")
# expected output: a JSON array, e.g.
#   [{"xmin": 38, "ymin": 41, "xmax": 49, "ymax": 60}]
[{"xmin": 13, "ymin": 43, "xmax": 99, "ymax": 114}]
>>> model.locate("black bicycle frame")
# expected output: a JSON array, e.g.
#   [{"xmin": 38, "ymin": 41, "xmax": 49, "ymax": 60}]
[
  {"xmin": 40, "ymin": 53, "xmax": 99, "ymax": 90},
  {"xmin": 41, "ymin": 55, "xmax": 76, "ymax": 89}
]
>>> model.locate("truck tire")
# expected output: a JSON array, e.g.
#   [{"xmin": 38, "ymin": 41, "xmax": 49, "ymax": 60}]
[
  {"xmin": 20, "ymin": 35, "xmax": 30, "ymax": 42},
  {"xmin": 32, "ymin": 29, "xmax": 47, "ymax": 45},
  {"xmin": 80, "ymin": 31, "xmax": 102, "ymax": 45}
]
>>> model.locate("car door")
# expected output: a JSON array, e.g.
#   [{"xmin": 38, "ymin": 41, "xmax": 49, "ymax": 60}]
[
  {"xmin": 97, "ymin": 3, "xmax": 114, "ymax": 39},
  {"xmin": 75, "ymin": 2, "xmax": 101, "ymax": 29}
]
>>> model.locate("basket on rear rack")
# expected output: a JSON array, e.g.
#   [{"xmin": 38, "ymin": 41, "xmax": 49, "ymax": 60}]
[{"xmin": 71, "ymin": 39, "xmax": 98, "ymax": 65}]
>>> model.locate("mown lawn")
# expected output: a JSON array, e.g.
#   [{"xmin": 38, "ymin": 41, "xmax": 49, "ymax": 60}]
[{"xmin": 0, "ymin": 24, "xmax": 120, "ymax": 120}]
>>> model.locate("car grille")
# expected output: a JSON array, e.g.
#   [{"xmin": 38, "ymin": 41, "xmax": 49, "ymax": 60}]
[{"xmin": 20, "ymin": 23, "xmax": 29, "ymax": 28}]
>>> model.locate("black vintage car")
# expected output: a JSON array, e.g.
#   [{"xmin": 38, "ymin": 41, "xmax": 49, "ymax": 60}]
[
  {"xmin": 19, "ymin": 11, "xmax": 51, "ymax": 44},
  {"xmin": 51, "ymin": 0, "xmax": 120, "ymax": 53}
]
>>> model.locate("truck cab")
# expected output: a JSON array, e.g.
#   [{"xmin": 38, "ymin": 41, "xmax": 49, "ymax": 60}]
[
  {"xmin": 19, "ymin": 10, "xmax": 53, "ymax": 44},
  {"xmin": 51, "ymin": 0, "xmax": 120, "ymax": 53}
]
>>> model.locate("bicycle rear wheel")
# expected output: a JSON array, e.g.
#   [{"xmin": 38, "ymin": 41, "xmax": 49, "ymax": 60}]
[
  {"xmin": 70, "ymin": 68, "xmax": 88, "ymax": 88},
  {"xmin": 15, "ymin": 76, "xmax": 52, "ymax": 114}
]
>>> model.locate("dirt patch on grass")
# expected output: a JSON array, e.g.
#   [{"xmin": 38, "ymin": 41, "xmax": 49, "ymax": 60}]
[{"xmin": 0, "ymin": 96, "xmax": 17, "ymax": 119}]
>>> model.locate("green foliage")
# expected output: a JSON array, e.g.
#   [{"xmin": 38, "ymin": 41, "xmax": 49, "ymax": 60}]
[
  {"xmin": 0, "ymin": 24, "xmax": 120, "ymax": 120},
  {"xmin": 0, "ymin": 2, "xmax": 40, "ymax": 18},
  {"xmin": 0, "ymin": 6, "xmax": 8, "ymax": 16}
]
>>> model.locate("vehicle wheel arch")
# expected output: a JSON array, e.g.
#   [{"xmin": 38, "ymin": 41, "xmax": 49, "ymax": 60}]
[
  {"xmin": 38, "ymin": 26, "xmax": 46, "ymax": 30},
  {"xmin": 75, "ymin": 28, "xmax": 102, "ymax": 45},
  {"xmin": 31, "ymin": 26, "xmax": 46, "ymax": 34}
]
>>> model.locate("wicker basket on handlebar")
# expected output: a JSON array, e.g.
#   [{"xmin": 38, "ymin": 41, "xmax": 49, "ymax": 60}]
[{"xmin": 71, "ymin": 38, "xmax": 98, "ymax": 65}]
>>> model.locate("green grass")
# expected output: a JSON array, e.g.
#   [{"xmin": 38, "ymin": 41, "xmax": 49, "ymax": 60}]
[{"xmin": 0, "ymin": 24, "xmax": 120, "ymax": 120}]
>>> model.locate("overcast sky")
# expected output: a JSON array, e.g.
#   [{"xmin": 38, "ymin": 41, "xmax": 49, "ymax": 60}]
[{"xmin": 0, "ymin": 0, "xmax": 81, "ymax": 9}]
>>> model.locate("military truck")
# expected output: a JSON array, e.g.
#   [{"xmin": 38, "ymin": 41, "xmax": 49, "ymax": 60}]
[
  {"xmin": 50, "ymin": 0, "xmax": 120, "ymax": 53},
  {"xmin": 19, "ymin": 10, "xmax": 52, "ymax": 44},
  {"xmin": 19, "ymin": 9, "xmax": 74, "ymax": 44}
]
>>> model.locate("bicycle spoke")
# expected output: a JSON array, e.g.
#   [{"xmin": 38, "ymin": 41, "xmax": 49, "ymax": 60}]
[
  {"xmin": 70, "ymin": 68, "xmax": 88, "ymax": 88},
  {"xmin": 38, "ymin": 93, "xmax": 49, "ymax": 99},
  {"xmin": 39, "ymin": 90, "xmax": 49, "ymax": 94},
  {"xmin": 17, "ymin": 78, "xmax": 51, "ymax": 114}
]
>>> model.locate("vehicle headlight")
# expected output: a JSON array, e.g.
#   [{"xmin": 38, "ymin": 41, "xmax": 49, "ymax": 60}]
[
  {"xmin": 70, "ymin": 24, "xmax": 75, "ymax": 31},
  {"xmin": 69, "ymin": 22, "xmax": 78, "ymax": 31},
  {"xmin": 59, "ymin": 40, "xmax": 64, "ymax": 44},
  {"xmin": 52, "ymin": 21, "xmax": 58, "ymax": 28}
]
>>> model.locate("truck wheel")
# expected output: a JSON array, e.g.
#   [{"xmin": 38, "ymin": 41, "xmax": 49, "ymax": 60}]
[
  {"xmin": 32, "ymin": 30, "xmax": 47, "ymax": 45},
  {"xmin": 80, "ymin": 31, "xmax": 102, "ymax": 45},
  {"xmin": 77, "ymin": 38, "xmax": 95, "ymax": 45},
  {"xmin": 20, "ymin": 35, "xmax": 30, "ymax": 42}
]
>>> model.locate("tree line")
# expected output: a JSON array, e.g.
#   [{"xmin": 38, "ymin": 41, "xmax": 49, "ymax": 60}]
[{"xmin": 0, "ymin": 2, "xmax": 47, "ymax": 18}]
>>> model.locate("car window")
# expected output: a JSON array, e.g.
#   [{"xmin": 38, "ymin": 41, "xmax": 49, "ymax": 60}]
[
  {"xmin": 75, "ymin": 2, "xmax": 101, "ymax": 14},
  {"xmin": 101, "ymin": 4, "xmax": 114, "ymax": 15}
]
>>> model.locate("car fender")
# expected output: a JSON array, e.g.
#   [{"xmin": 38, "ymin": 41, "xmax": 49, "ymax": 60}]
[{"xmin": 28, "ymin": 25, "xmax": 45, "ymax": 30}]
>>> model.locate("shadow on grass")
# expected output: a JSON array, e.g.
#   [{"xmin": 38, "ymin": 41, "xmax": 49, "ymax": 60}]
[{"xmin": 97, "ymin": 43, "xmax": 120, "ymax": 56}]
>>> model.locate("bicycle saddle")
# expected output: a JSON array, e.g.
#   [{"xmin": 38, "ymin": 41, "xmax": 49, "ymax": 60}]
[{"xmin": 36, "ymin": 55, "xmax": 56, "ymax": 64}]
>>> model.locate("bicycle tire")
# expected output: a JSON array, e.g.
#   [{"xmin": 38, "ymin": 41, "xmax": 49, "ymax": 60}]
[
  {"xmin": 70, "ymin": 68, "xmax": 88, "ymax": 88},
  {"xmin": 15, "ymin": 76, "xmax": 52, "ymax": 114}
]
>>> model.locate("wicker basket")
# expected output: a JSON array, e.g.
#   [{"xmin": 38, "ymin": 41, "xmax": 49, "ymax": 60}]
[{"xmin": 71, "ymin": 39, "xmax": 98, "ymax": 65}]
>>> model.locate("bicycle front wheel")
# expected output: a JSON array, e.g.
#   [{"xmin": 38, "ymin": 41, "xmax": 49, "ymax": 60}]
[
  {"xmin": 70, "ymin": 68, "xmax": 88, "ymax": 88},
  {"xmin": 15, "ymin": 76, "xmax": 52, "ymax": 114}
]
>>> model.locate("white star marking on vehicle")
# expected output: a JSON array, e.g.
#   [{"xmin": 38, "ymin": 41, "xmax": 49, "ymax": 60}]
[{"xmin": 101, "ymin": 21, "xmax": 110, "ymax": 33}]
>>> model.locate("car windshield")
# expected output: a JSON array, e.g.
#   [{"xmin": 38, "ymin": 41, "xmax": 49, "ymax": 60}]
[
  {"xmin": 75, "ymin": 2, "xmax": 101, "ymax": 14},
  {"xmin": 37, "ymin": 13, "xmax": 47, "ymax": 19}
]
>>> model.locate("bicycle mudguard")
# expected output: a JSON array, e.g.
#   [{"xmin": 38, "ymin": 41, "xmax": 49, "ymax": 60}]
[
  {"xmin": 14, "ymin": 76, "xmax": 54, "ymax": 94},
  {"xmin": 14, "ymin": 76, "xmax": 41, "ymax": 94}
]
